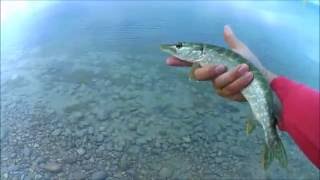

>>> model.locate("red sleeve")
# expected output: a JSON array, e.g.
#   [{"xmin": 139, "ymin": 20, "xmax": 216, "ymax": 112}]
[{"xmin": 270, "ymin": 76, "xmax": 320, "ymax": 168}]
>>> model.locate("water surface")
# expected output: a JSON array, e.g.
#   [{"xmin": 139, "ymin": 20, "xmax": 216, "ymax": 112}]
[{"xmin": 1, "ymin": 1, "xmax": 319, "ymax": 179}]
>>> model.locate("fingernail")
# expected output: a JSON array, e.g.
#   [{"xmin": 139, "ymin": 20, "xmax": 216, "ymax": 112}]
[
  {"xmin": 215, "ymin": 65, "xmax": 225, "ymax": 74},
  {"xmin": 244, "ymin": 72, "xmax": 253, "ymax": 80},
  {"xmin": 238, "ymin": 64, "xmax": 248, "ymax": 75},
  {"xmin": 224, "ymin": 25, "xmax": 232, "ymax": 36}
]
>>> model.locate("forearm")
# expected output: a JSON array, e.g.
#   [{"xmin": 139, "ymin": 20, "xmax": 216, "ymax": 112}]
[{"xmin": 270, "ymin": 76, "xmax": 320, "ymax": 168}]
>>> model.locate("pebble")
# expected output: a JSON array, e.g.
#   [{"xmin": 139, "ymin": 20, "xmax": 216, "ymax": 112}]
[
  {"xmin": 128, "ymin": 123, "xmax": 137, "ymax": 131},
  {"xmin": 34, "ymin": 174, "xmax": 42, "ymax": 179},
  {"xmin": 91, "ymin": 171, "xmax": 108, "ymax": 180},
  {"xmin": 63, "ymin": 153, "xmax": 77, "ymax": 164},
  {"xmin": 111, "ymin": 111, "xmax": 120, "ymax": 119},
  {"xmin": 34, "ymin": 143, "xmax": 39, "ymax": 148},
  {"xmin": 158, "ymin": 129, "xmax": 167, "ymax": 136},
  {"xmin": 3, "ymin": 173, "xmax": 8, "ymax": 178},
  {"xmin": 159, "ymin": 167, "xmax": 172, "ymax": 178},
  {"xmin": 77, "ymin": 148, "xmax": 86, "ymax": 156},
  {"xmin": 216, "ymin": 157, "xmax": 223, "ymax": 163},
  {"xmin": 88, "ymin": 127, "xmax": 94, "ymax": 134},
  {"xmin": 23, "ymin": 147, "xmax": 31, "ymax": 157},
  {"xmin": 136, "ymin": 127, "xmax": 145, "ymax": 136},
  {"xmin": 51, "ymin": 129, "xmax": 61, "ymax": 136},
  {"xmin": 72, "ymin": 111, "xmax": 84, "ymax": 120},
  {"xmin": 42, "ymin": 162, "xmax": 62, "ymax": 173},
  {"xmin": 96, "ymin": 134, "xmax": 104, "ymax": 143},
  {"xmin": 69, "ymin": 171, "xmax": 86, "ymax": 180},
  {"xmin": 136, "ymin": 138, "xmax": 147, "ymax": 145},
  {"xmin": 98, "ymin": 126, "xmax": 106, "ymax": 132},
  {"xmin": 64, "ymin": 128, "xmax": 72, "ymax": 136},
  {"xmin": 182, "ymin": 136, "xmax": 191, "ymax": 143},
  {"xmin": 119, "ymin": 155, "xmax": 129, "ymax": 170}
]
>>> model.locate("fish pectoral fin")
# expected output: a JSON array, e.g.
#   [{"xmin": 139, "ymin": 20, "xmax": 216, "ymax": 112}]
[
  {"xmin": 188, "ymin": 63, "xmax": 201, "ymax": 81},
  {"xmin": 245, "ymin": 116, "xmax": 257, "ymax": 135},
  {"xmin": 261, "ymin": 139, "xmax": 288, "ymax": 170}
]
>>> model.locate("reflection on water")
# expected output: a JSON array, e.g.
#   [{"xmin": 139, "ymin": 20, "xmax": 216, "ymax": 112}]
[{"xmin": 1, "ymin": 1, "xmax": 319, "ymax": 179}]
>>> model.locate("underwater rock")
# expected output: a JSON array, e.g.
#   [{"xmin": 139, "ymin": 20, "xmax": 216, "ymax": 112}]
[
  {"xmin": 88, "ymin": 127, "xmax": 94, "ymax": 134},
  {"xmin": 159, "ymin": 167, "xmax": 172, "ymax": 179},
  {"xmin": 96, "ymin": 145, "xmax": 105, "ymax": 153},
  {"xmin": 91, "ymin": 171, "xmax": 108, "ymax": 180},
  {"xmin": 64, "ymin": 128, "xmax": 72, "ymax": 136},
  {"xmin": 79, "ymin": 120, "xmax": 90, "ymax": 129},
  {"xmin": 3, "ymin": 173, "xmax": 8, "ymax": 179},
  {"xmin": 119, "ymin": 155, "xmax": 130, "ymax": 170},
  {"xmin": 96, "ymin": 134, "xmax": 104, "ymax": 143},
  {"xmin": 75, "ymin": 130, "xmax": 86, "ymax": 137},
  {"xmin": 42, "ymin": 162, "xmax": 62, "ymax": 173},
  {"xmin": 158, "ymin": 129, "xmax": 167, "ymax": 136},
  {"xmin": 33, "ymin": 143, "xmax": 39, "ymax": 148},
  {"xmin": 128, "ymin": 145, "xmax": 140, "ymax": 154},
  {"xmin": 182, "ymin": 136, "xmax": 191, "ymax": 143},
  {"xmin": 71, "ymin": 111, "xmax": 84, "ymax": 120},
  {"xmin": 221, "ymin": 103, "xmax": 240, "ymax": 113},
  {"xmin": 111, "ymin": 111, "xmax": 120, "ymax": 119},
  {"xmin": 69, "ymin": 171, "xmax": 86, "ymax": 180},
  {"xmin": 51, "ymin": 129, "xmax": 61, "ymax": 136},
  {"xmin": 128, "ymin": 122, "xmax": 137, "ymax": 131},
  {"xmin": 136, "ymin": 126, "xmax": 146, "ymax": 136},
  {"xmin": 63, "ymin": 152, "xmax": 78, "ymax": 164},
  {"xmin": 136, "ymin": 137, "xmax": 147, "ymax": 145},
  {"xmin": 215, "ymin": 157, "xmax": 223, "ymax": 164},
  {"xmin": 77, "ymin": 148, "xmax": 86, "ymax": 156},
  {"xmin": 23, "ymin": 147, "xmax": 31, "ymax": 157}
]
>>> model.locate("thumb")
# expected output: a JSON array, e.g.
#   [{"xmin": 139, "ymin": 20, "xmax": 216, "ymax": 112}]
[{"xmin": 223, "ymin": 25, "xmax": 243, "ymax": 50}]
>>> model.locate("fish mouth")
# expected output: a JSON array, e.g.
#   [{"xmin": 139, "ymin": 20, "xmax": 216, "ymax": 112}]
[{"xmin": 160, "ymin": 44, "xmax": 176, "ymax": 55}]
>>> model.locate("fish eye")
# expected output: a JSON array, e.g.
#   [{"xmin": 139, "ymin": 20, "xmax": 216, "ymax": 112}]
[{"xmin": 176, "ymin": 42, "xmax": 183, "ymax": 49}]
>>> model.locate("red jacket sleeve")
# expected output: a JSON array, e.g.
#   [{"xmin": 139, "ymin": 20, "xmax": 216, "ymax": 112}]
[{"xmin": 270, "ymin": 76, "xmax": 320, "ymax": 169}]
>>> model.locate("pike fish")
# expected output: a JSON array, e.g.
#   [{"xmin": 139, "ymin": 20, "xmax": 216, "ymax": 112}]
[{"xmin": 160, "ymin": 42, "xmax": 287, "ymax": 169}]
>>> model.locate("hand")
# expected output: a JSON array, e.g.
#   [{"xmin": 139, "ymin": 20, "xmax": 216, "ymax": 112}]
[{"xmin": 166, "ymin": 25, "xmax": 277, "ymax": 101}]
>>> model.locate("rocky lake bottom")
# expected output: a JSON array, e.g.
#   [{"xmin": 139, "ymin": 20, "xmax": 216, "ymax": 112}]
[{"xmin": 1, "ymin": 50, "xmax": 319, "ymax": 179}]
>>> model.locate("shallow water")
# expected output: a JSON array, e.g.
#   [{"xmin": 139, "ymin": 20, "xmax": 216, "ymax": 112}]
[{"xmin": 1, "ymin": 1, "xmax": 319, "ymax": 179}]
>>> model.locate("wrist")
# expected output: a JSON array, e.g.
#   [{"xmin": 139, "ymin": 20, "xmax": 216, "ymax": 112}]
[{"xmin": 261, "ymin": 68, "xmax": 278, "ymax": 84}]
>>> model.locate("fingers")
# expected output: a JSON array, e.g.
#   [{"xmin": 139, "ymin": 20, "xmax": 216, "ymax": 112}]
[
  {"xmin": 223, "ymin": 25, "xmax": 245, "ymax": 51},
  {"xmin": 193, "ymin": 65, "xmax": 226, "ymax": 81},
  {"xmin": 229, "ymin": 93, "xmax": 246, "ymax": 102},
  {"xmin": 217, "ymin": 71, "xmax": 253, "ymax": 97},
  {"xmin": 166, "ymin": 56, "xmax": 192, "ymax": 66},
  {"xmin": 213, "ymin": 64, "xmax": 250, "ymax": 89}
]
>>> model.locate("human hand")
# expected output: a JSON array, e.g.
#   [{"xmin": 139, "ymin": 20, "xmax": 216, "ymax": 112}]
[{"xmin": 166, "ymin": 25, "xmax": 277, "ymax": 101}]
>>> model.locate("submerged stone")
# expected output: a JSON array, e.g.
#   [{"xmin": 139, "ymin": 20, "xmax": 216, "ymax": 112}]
[
  {"xmin": 51, "ymin": 129, "xmax": 61, "ymax": 136},
  {"xmin": 159, "ymin": 167, "xmax": 172, "ymax": 178},
  {"xmin": 91, "ymin": 171, "xmax": 108, "ymax": 180},
  {"xmin": 42, "ymin": 162, "xmax": 62, "ymax": 173},
  {"xmin": 77, "ymin": 148, "xmax": 86, "ymax": 156}
]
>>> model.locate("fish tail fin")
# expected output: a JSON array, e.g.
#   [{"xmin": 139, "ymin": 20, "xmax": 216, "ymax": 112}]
[{"xmin": 261, "ymin": 139, "xmax": 288, "ymax": 169}]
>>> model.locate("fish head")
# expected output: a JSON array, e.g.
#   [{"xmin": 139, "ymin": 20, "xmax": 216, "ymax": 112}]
[{"xmin": 160, "ymin": 42, "xmax": 205, "ymax": 63}]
